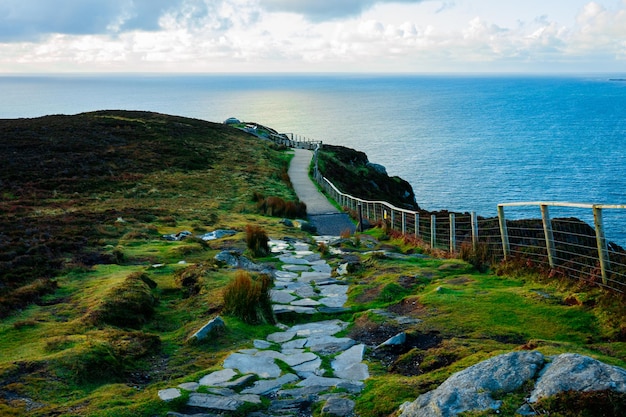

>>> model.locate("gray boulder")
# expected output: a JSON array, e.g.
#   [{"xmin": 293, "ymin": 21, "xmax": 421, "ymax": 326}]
[
  {"xmin": 214, "ymin": 250, "xmax": 272, "ymax": 274},
  {"xmin": 399, "ymin": 351, "xmax": 544, "ymax": 417},
  {"xmin": 528, "ymin": 353, "xmax": 626, "ymax": 403},
  {"xmin": 189, "ymin": 316, "xmax": 225, "ymax": 342}
]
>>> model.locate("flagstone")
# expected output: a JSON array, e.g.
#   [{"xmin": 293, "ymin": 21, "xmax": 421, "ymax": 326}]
[
  {"xmin": 223, "ymin": 353, "xmax": 282, "ymax": 378},
  {"xmin": 267, "ymin": 331, "xmax": 296, "ymax": 343},
  {"xmin": 199, "ymin": 368, "xmax": 238, "ymax": 386},
  {"xmin": 271, "ymin": 289, "xmax": 297, "ymax": 304}
]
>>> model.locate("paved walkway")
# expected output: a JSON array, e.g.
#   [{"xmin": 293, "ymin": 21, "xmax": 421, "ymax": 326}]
[{"xmin": 288, "ymin": 149, "xmax": 355, "ymax": 236}]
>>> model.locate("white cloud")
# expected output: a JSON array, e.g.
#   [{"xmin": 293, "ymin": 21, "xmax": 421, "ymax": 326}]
[{"xmin": 0, "ymin": 0, "xmax": 625, "ymax": 73}]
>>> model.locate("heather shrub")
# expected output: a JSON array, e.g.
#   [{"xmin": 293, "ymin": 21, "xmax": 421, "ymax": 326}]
[
  {"xmin": 246, "ymin": 224, "xmax": 270, "ymax": 258},
  {"xmin": 222, "ymin": 270, "xmax": 275, "ymax": 324},
  {"xmin": 253, "ymin": 193, "xmax": 306, "ymax": 219},
  {"xmin": 459, "ymin": 241, "xmax": 492, "ymax": 272}
]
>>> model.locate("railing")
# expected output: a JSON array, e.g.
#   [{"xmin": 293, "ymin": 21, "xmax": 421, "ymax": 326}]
[
  {"xmin": 497, "ymin": 202, "xmax": 626, "ymax": 293},
  {"xmin": 279, "ymin": 133, "xmax": 323, "ymax": 150},
  {"xmin": 313, "ymin": 168, "xmax": 626, "ymax": 293}
]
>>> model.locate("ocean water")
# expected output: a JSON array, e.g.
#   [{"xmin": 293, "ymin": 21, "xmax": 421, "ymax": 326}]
[{"xmin": 2, "ymin": 73, "xmax": 626, "ymax": 240}]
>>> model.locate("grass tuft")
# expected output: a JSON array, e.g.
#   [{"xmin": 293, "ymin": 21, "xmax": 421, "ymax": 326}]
[
  {"xmin": 223, "ymin": 270, "xmax": 275, "ymax": 325},
  {"xmin": 246, "ymin": 224, "xmax": 270, "ymax": 258}
]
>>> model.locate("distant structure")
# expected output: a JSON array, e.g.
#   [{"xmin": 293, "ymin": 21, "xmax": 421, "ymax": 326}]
[{"xmin": 223, "ymin": 117, "xmax": 241, "ymax": 125}]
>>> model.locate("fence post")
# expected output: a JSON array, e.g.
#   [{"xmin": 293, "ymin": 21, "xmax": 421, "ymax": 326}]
[
  {"xmin": 391, "ymin": 209, "xmax": 395, "ymax": 232},
  {"xmin": 449, "ymin": 213, "xmax": 456, "ymax": 253},
  {"xmin": 593, "ymin": 206, "xmax": 610, "ymax": 285},
  {"xmin": 471, "ymin": 211, "xmax": 478, "ymax": 251},
  {"xmin": 402, "ymin": 212, "xmax": 407, "ymax": 235},
  {"xmin": 540, "ymin": 204, "xmax": 557, "ymax": 268},
  {"xmin": 415, "ymin": 213, "xmax": 420, "ymax": 238},
  {"xmin": 431, "ymin": 215, "xmax": 436, "ymax": 248},
  {"xmin": 497, "ymin": 205, "xmax": 510, "ymax": 259},
  {"xmin": 358, "ymin": 204, "xmax": 364, "ymax": 232}
]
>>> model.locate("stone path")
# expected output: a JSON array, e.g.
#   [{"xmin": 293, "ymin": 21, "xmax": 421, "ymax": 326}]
[
  {"xmin": 159, "ymin": 237, "xmax": 368, "ymax": 417},
  {"xmin": 288, "ymin": 148, "xmax": 355, "ymax": 236}
]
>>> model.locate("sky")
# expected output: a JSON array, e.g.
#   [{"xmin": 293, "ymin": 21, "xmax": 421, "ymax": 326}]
[{"xmin": 1, "ymin": 0, "xmax": 625, "ymax": 73}]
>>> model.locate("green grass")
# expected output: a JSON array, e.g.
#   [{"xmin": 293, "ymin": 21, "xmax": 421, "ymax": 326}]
[{"xmin": 1, "ymin": 112, "xmax": 625, "ymax": 417}]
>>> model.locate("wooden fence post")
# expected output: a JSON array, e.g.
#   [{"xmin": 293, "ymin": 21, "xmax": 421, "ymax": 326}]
[
  {"xmin": 430, "ymin": 215, "xmax": 436, "ymax": 248},
  {"xmin": 449, "ymin": 213, "xmax": 456, "ymax": 252},
  {"xmin": 402, "ymin": 212, "xmax": 407, "ymax": 235},
  {"xmin": 497, "ymin": 205, "xmax": 510, "ymax": 260},
  {"xmin": 471, "ymin": 211, "xmax": 478, "ymax": 251},
  {"xmin": 415, "ymin": 213, "xmax": 420, "ymax": 238},
  {"xmin": 540, "ymin": 204, "xmax": 557, "ymax": 268},
  {"xmin": 593, "ymin": 206, "xmax": 610, "ymax": 285}
]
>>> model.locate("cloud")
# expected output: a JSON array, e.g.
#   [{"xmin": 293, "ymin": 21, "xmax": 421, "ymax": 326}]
[
  {"xmin": 259, "ymin": 0, "xmax": 427, "ymax": 22},
  {"xmin": 0, "ymin": 0, "xmax": 182, "ymax": 41}
]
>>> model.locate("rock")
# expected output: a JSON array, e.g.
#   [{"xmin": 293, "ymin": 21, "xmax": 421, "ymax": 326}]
[
  {"xmin": 199, "ymin": 369, "xmax": 238, "ymax": 387},
  {"xmin": 158, "ymin": 388, "xmax": 182, "ymax": 401},
  {"xmin": 199, "ymin": 229, "xmax": 237, "ymax": 241},
  {"xmin": 376, "ymin": 332, "xmax": 406, "ymax": 349},
  {"xmin": 223, "ymin": 353, "xmax": 282, "ymax": 378},
  {"xmin": 215, "ymin": 374, "xmax": 257, "ymax": 389},
  {"xmin": 214, "ymin": 250, "xmax": 271, "ymax": 273},
  {"xmin": 189, "ymin": 316, "xmax": 225, "ymax": 341},
  {"xmin": 306, "ymin": 335, "xmax": 356, "ymax": 355},
  {"xmin": 321, "ymin": 396, "xmax": 356, "ymax": 417},
  {"xmin": 187, "ymin": 393, "xmax": 242, "ymax": 411},
  {"xmin": 337, "ymin": 263, "xmax": 350, "ymax": 276},
  {"xmin": 399, "ymin": 351, "xmax": 545, "ymax": 417},
  {"xmin": 241, "ymin": 373, "xmax": 299, "ymax": 395},
  {"xmin": 269, "ymin": 397, "xmax": 314, "ymax": 414},
  {"xmin": 267, "ymin": 331, "xmax": 296, "ymax": 344},
  {"xmin": 280, "ymin": 218, "xmax": 294, "ymax": 227},
  {"xmin": 163, "ymin": 230, "xmax": 192, "ymax": 241},
  {"xmin": 253, "ymin": 339, "xmax": 273, "ymax": 349},
  {"xmin": 332, "ymin": 344, "xmax": 369, "ymax": 381},
  {"xmin": 293, "ymin": 357, "xmax": 324, "ymax": 378},
  {"xmin": 298, "ymin": 375, "xmax": 346, "ymax": 388},
  {"xmin": 270, "ymin": 289, "xmax": 297, "ymax": 304},
  {"xmin": 178, "ymin": 382, "xmax": 200, "ymax": 392},
  {"xmin": 527, "ymin": 353, "xmax": 626, "ymax": 403}
]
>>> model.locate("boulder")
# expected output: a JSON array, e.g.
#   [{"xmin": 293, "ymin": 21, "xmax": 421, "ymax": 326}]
[
  {"xmin": 199, "ymin": 229, "xmax": 237, "ymax": 241},
  {"xmin": 189, "ymin": 316, "xmax": 225, "ymax": 342},
  {"xmin": 528, "ymin": 353, "xmax": 626, "ymax": 403},
  {"xmin": 399, "ymin": 351, "xmax": 544, "ymax": 417},
  {"xmin": 375, "ymin": 332, "xmax": 406, "ymax": 350}
]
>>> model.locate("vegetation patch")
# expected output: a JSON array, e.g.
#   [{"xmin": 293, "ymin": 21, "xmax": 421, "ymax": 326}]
[
  {"xmin": 84, "ymin": 271, "xmax": 157, "ymax": 328},
  {"xmin": 223, "ymin": 270, "xmax": 275, "ymax": 325}
]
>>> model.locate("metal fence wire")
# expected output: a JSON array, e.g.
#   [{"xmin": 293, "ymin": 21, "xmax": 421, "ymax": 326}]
[{"xmin": 315, "ymin": 167, "xmax": 626, "ymax": 293}]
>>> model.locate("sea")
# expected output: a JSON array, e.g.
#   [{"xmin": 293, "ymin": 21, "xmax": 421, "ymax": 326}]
[{"xmin": 2, "ymin": 73, "xmax": 626, "ymax": 242}]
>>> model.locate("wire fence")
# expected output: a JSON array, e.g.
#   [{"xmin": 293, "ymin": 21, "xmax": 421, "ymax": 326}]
[{"xmin": 314, "ymin": 165, "xmax": 626, "ymax": 293}]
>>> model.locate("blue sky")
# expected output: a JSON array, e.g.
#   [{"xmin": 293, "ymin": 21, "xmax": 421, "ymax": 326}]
[{"xmin": 1, "ymin": 0, "xmax": 625, "ymax": 73}]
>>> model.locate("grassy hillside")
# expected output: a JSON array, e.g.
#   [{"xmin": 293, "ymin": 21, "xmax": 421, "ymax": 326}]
[
  {"xmin": 0, "ymin": 111, "xmax": 625, "ymax": 417},
  {"xmin": 0, "ymin": 111, "xmax": 305, "ymax": 416}
]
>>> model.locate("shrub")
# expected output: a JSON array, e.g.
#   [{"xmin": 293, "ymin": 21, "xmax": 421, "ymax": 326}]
[
  {"xmin": 459, "ymin": 241, "xmax": 492, "ymax": 272},
  {"xmin": 246, "ymin": 224, "xmax": 270, "ymax": 258},
  {"xmin": 222, "ymin": 270, "xmax": 275, "ymax": 324},
  {"xmin": 254, "ymin": 193, "xmax": 306, "ymax": 219}
]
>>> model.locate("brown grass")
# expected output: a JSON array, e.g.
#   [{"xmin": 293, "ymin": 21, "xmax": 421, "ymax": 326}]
[{"xmin": 222, "ymin": 270, "xmax": 275, "ymax": 324}]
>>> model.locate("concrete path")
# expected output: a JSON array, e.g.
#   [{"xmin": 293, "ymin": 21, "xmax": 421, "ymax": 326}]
[{"xmin": 288, "ymin": 149, "xmax": 355, "ymax": 236}]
